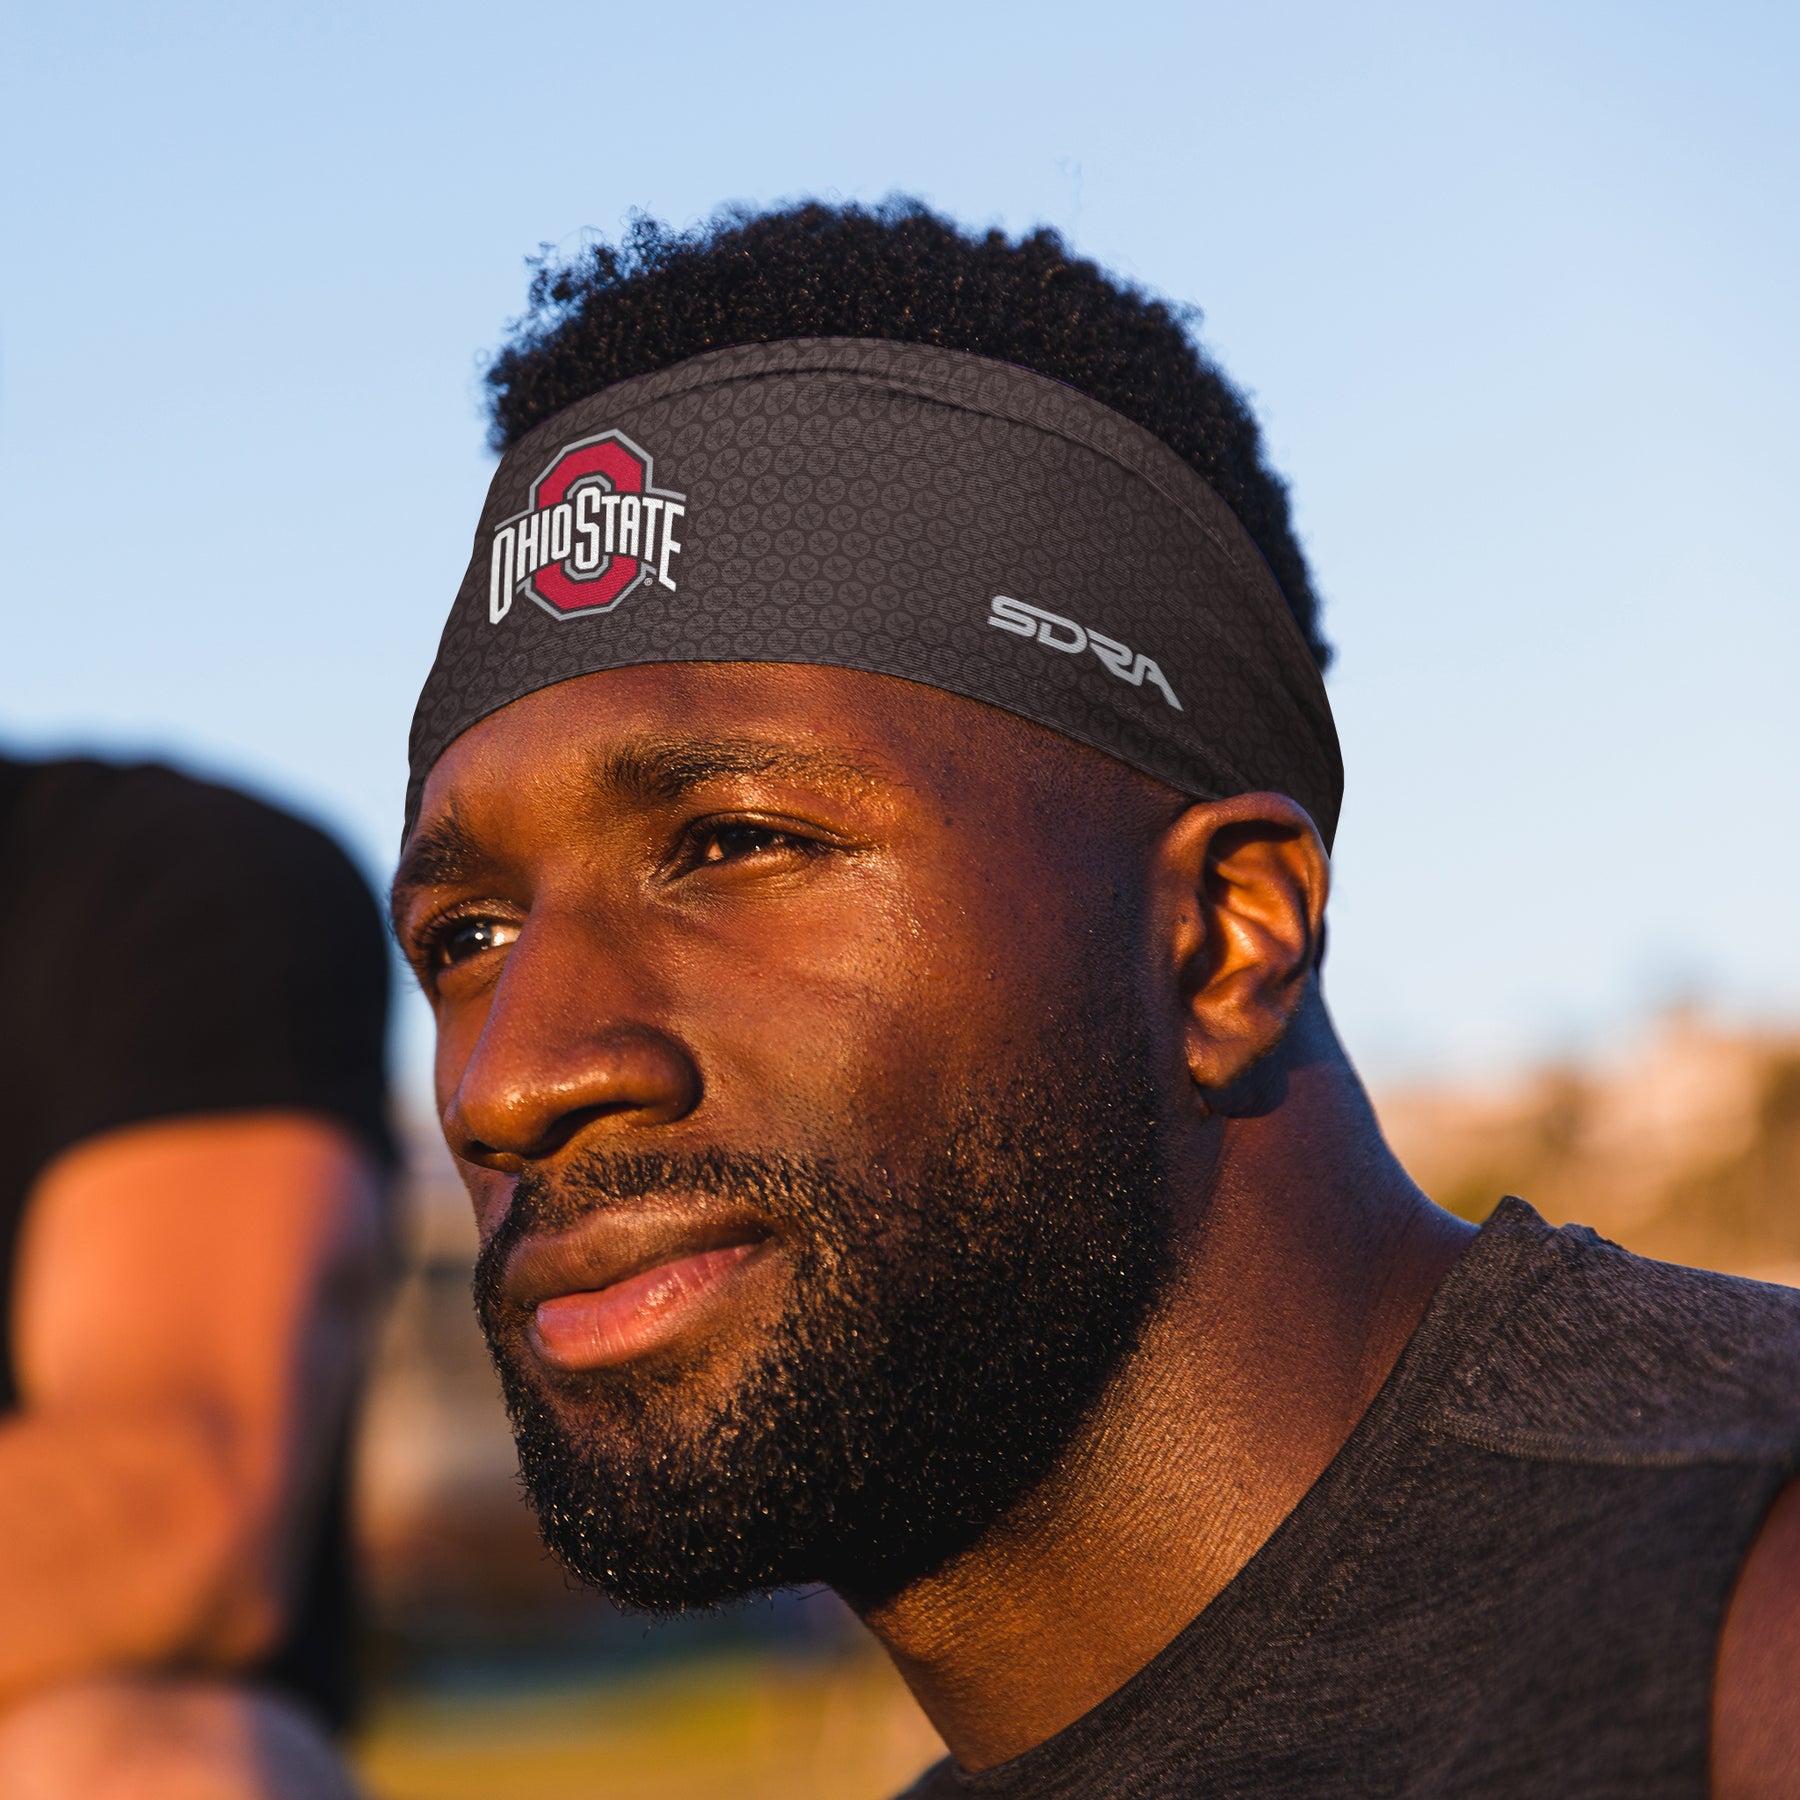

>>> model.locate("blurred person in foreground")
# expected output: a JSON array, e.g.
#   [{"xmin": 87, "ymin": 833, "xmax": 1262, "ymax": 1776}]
[
  {"xmin": 0, "ymin": 755, "xmax": 391, "ymax": 1798},
  {"xmin": 394, "ymin": 203, "xmax": 1800, "ymax": 1797}
]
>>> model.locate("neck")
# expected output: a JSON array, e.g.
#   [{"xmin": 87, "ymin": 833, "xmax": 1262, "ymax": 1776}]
[{"xmin": 855, "ymin": 996, "xmax": 1474, "ymax": 1770}]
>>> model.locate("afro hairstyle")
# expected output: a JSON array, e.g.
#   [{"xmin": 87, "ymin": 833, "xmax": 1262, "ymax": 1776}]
[{"xmin": 485, "ymin": 199, "xmax": 1329, "ymax": 670}]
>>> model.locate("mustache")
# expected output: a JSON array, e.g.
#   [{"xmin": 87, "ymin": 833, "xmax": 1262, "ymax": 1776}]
[{"xmin": 471, "ymin": 1146, "xmax": 852, "ymax": 1323}]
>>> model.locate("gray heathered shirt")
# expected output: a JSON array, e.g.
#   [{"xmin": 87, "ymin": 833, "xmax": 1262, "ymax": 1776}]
[{"xmin": 901, "ymin": 1199, "xmax": 1800, "ymax": 1798}]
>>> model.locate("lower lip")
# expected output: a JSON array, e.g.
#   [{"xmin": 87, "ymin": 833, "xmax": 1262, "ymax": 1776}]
[{"xmin": 529, "ymin": 1242, "xmax": 763, "ymax": 1371}]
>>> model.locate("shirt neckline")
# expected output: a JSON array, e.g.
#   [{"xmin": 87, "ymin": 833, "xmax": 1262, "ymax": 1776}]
[{"xmin": 928, "ymin": 1197, "xmax": 1555, "ymax": 1797}]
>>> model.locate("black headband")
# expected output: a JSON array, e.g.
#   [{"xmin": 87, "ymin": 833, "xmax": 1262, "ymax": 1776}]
[{"xmin": 407, "ymin": 338, "xmax": 1342, "ymax": 846}]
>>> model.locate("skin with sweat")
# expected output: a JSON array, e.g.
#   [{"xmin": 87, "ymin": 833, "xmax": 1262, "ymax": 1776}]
[{"xmin": 392, "ymin": 662, "xmax": 1799, "ymax": 1784}]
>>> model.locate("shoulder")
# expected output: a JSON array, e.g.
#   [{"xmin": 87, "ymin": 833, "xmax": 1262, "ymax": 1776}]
[{"xmin": 1431, "ymin": 1198, "xmax": 1800, "ymax": 1465}]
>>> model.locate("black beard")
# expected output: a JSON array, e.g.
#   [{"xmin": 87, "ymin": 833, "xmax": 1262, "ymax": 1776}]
[{"xmin": 473, "ymin": 1014, "xmax": 1171, "ymax": 1614}]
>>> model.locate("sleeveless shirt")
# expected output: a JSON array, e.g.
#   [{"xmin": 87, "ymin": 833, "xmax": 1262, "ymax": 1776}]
[{"xmin": 902, "ymin": 1199, "xmax": 1800, "ymax": 1798}]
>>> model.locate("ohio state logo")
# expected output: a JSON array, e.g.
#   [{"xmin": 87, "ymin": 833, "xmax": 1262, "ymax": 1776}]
[{"xmin": 488, "ymin": 430, "xmax": 686, "ymax": 623}]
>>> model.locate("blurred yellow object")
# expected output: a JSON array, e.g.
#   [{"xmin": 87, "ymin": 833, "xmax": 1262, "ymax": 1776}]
[
  {"xmin": 1377, "ymin": 1012, "xmax": 1800, "ymax": 1276},
  {"xmin": 355, "ymin": 1649, "xmax": 943, "ymax": 1800}
]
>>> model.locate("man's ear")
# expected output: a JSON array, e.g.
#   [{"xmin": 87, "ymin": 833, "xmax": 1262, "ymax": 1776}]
[{"xmin": 1150, "ymin": 792, "xmax": 1331, "ymax": 1103}]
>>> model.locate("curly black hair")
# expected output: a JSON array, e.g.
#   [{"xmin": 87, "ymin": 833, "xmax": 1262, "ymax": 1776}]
[{"xmin": 485, "ymin": 199, "xmax": 1329, "ymax": 670}]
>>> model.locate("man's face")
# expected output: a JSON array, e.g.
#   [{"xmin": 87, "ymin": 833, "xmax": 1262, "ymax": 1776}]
[{"xmin": 394, "ymin": 664, "xmax": 1185, "ymax": 1608}]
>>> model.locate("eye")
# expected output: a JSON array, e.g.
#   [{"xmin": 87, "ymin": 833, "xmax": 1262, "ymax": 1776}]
[
  {"xmin": 425, "ymin": 914, "xmax": 520, "ymax": 971},
  {"xmin": 690, "ymin": 823, "xmax": 811, "ymax": 866}
]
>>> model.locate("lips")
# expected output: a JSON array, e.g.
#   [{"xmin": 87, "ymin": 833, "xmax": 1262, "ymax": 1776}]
[{"xmin": 499, "ymin": 1203, "xmax": 773, "ymax": 1373}]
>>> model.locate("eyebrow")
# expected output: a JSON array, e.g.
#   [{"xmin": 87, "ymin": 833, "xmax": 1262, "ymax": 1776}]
[
  {"xmin": 390, "ymin": 737, "xmax": 892, "ymax": 929},
  {"xmin": 389, "ymin": 806, "xmax": 489, "ymax": 931},
  {"xmin": 589, "ymin": 736, "xmax": 888, "ymax": 806}
]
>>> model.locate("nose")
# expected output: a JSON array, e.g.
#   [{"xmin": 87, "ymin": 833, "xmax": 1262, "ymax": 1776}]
[{"xmin": 442, "ymin": 915, "xmax": 702, "ymax": 1172}]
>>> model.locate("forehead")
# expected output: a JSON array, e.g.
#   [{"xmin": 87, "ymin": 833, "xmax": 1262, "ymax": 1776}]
[{"xmin": 412, "ymin": 662, "xmax": 1054, "ymax": 836}]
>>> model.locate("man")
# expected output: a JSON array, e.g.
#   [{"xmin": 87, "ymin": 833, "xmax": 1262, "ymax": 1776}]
[
  {"xmin": 0, "ymin": 756, "xmax": 390, "ymax": 1798},
  {"xmin": 393, "ymin": 202, "xmax": 1800, "ymax": 1795}
]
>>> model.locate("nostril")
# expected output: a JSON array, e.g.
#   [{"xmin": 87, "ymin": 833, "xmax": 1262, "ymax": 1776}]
[
  {"xmin": 445, "ymin": 1025, "xmax": 704, "ymax": 1165},
  {"xmin": 506, "ymin": 1098, "xmax": 680, "ymax": 1161},
  {"xmin": 454, "ymin": 1135, "xmax": 525, "ymax": 1175}
]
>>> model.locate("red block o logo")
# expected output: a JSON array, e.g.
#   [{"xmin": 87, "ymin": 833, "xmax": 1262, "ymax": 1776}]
[{"xmin": 488, "ymin": 430, "xmax": 687, "ymax": 624}]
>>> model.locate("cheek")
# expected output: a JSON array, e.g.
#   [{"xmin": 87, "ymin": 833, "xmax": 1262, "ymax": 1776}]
[
  {"xmin": 672, "ymin": 939, "xmax": 935, "ymax": 1135},
  {"xmin": 663, "ymin": 870, "xmax": 1087, "ymax": 1142}
]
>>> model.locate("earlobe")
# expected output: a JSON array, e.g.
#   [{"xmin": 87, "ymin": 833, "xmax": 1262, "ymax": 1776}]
[{"xmin": 1152, "ymin": 794, "xmax": 1330, "ymax": 1104}]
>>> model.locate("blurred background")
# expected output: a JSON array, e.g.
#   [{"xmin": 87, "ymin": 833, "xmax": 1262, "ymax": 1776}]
[{"xmin": 3, "ymin": 2, "xmax": 1796, "ymax": 1793}]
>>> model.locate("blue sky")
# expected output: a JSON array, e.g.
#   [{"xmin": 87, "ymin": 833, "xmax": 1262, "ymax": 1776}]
[{"xmin": 3, "ymin": 0, "xmax": 1795, "ymax": 1088}]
